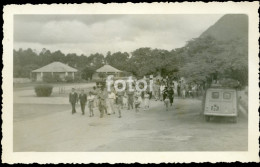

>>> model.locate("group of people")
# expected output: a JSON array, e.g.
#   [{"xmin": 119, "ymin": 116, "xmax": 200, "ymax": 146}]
[
  {"xmin": 68, "ymin": 76, "xmax": 205, "ymax": 118},
  {"xmin": 69, "ymin": 85, "xmax": 148, "ymax": 118},
  {"xmin": 68, "ymin": 83, "xmax": 163, "ymax": 118}
]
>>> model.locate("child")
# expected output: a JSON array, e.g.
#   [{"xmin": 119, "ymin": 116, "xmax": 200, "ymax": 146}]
[
  {"xmin": 164, "ymin": 94, "xmax": 170, "ymax": 111},
  {"xmin": 134, "ymin": 95, "xmax": 141, "ymax": 112},
  {"xmin": 144, "ymin": 91, "xmax": 150, "ymax": 110},
  {"xmin": 87, "ymin": 91, "xmax": 95, "ymax": 117}
]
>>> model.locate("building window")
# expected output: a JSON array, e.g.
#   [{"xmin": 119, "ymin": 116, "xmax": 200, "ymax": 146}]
[
  {"xmin": 211, "ymin": 92, "xmax": 219, "ymax": 99},
  {"xmin": 223, "ymin": 92, "xmax": 231, "ymax": 99}
]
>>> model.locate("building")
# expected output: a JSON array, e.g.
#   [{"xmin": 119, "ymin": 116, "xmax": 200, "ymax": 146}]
[
  {"xmin": 92, "ymin": 64, "xmax": 123, "ymax": 80},
  {"xmin": 31, "ymin": 61, "xmax": 78, "ymax": 82}
]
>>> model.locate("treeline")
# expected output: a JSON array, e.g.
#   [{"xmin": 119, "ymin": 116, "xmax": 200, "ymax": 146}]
[{"xmin": 14, "ymin": 36, "xmax": 248, "ymax": 86}]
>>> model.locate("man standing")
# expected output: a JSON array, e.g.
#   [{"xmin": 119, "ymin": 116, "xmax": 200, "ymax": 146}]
[
  {"xmin": 79, "ymin": 89, "xmax": 87, "ymax": 115},
  {"xmin": 126, "ymin": 85, "xmax": 134, "ymax": 110},
  {"xmin": 153, "ymin": 79, "xmax": 160, "ymax": 101},
  {"xmin": 69, "ymin": 88, "xmax": 78, "ymax": 114},
  {"xmin": 116, "ymin": 84, "xmax": 125, "ymax": 110},
  {"xmin": 168, "ymin": 86, "xmax": 174, "ymax": 106},
  {"xmin": 97, "ymin": 87, "xmax": 106, "ymax": 118}
]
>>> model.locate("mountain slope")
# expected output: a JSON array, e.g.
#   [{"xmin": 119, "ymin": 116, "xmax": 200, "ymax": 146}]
[{"xmin": 200, "ymin": 14, "xmax": 248, "ymax": 42}]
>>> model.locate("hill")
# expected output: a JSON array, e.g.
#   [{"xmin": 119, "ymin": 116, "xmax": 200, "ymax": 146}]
[{"xmin": 200, "ymin": 14, "xmax": 248, "ymax": 42}]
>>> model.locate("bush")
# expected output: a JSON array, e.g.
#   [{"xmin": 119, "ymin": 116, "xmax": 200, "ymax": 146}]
[{"xmin": 34, "ymin": 85, "xmax": 53, "ymax": 97}]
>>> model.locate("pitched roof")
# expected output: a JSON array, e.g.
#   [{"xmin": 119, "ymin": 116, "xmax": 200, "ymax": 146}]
[
  {"xmin": 32, "ymin": 62, "xmax": 78, "ymax": 72},
  {"xmin": 96, "ymin": 64, "xmax": 122, "ymax": 73}
]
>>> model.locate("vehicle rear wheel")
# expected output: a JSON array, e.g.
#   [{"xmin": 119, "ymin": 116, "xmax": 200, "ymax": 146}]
[{"xmin": 205, "ymin": 115, "xmax": 210, "ymax": 122}]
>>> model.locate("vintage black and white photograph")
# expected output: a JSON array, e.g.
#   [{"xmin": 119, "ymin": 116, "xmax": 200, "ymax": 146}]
[{"xmin": 2, "ymin": 2, "xmax": 259, "ymax": 164}]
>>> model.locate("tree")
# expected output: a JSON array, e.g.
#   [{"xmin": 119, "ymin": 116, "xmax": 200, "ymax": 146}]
[
  {"xmin": 128, "ymin": 48, "xmax": 178, "ymax": 77},
  {"xmin": 52, "ymin": 50, "xmax": 66, "ymax": 63},
  {"xmin": 65, "ymin": 53, "xmax": 78, "ymax": 68},
  {"xmin": 178, "ymin": 36, "xmax": 248, "ymax": 86},
  {"xmin": 88, "ymin": 53, "xmax": 105, "ymax": 68},
  {"xmin": 106, "ymin": 51, "xmax": 130, "ymax": 71},
  {"xmin": 81, "ymin": 66, "xmax": 96, "ymax": 80}
]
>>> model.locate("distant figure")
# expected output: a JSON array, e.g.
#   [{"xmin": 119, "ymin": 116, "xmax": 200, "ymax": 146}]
[
  {"xmin": 153, "ymin": 79, "xmax": 160, "ymax": 101},
  {"xmin": 97, "ymin": 87, "xmax": 106, "ymax": 118},
  {"xmin": 116, "ymin": 85, "xmax": 125, "ymax": 110},
  {"xmin": 107, "ymin": 91, "xmax": 116, "ymax": 115},
  {"xmin": 69, "ymin": 88, "xmax": 78, "ymax": 114},
  {"xmin": 164, "ymin": 94, "xmax": 170, "ymax": 111},
  {"xmin": 177, "ymin": 83, "xmax": 181, "ymax": 97},
  {"xmin": 126, "ymin": 88, "xmax": 134, "ymax": 110},
  {"xmin": 115, "ymin": 93, "xmax": 122, "ymax": 118},
  {"xmin": 160, "ymin": 84, "xmax": 166, "ymax": 101},
  {"xmin": 134, "ymin": 95, "xmax": 141, "ymax": 112},
  {"xmin": 144, "ymin": 91, "xmax": 150, "ymax": 110},
  {"xmin": 182, "ymin": 85, "xmax": 186, "ymax": 99},
  {"xmin": 91, "ymin": 86, "xmax": 98, "ymax": 107},
  {"xmin": 87, "ymin": 92, "xmax": 95, "ymax": 117},
  {"xmin": 168, "ymin": 87, "xmax": 174, "ymax": 106},
  {"xmin": 123, "ymin": 93, "xmax": 128, "ymax": 109},
  {"xmin": 134, "ymin": 90, "xmax": 143, "ymax": 108},
  {"xmin": 162, "ymin": 86, "xmax": 168, "ymax": 101},
  {"xmin": 78, "ymin": 89, "xmax": 87, "ymax": 115}
]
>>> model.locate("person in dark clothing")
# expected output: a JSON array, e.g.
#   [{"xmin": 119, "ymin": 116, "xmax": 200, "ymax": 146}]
[
  {"xmin": 69, "ymin": 88, "xmax": 78, "ymax": 114},
  {"xmin": 79, "ymin": 89, "xmax": 87, "ymax": 115},
  {"xmin": 177, "ymin": 83, "xmax": 181, "ymax": 97},
  {"xmin": 126, "ymin": 88, "xmax": 134, "ymax": 110},
  {"xmin": 162, "ymin": 87, "xmax": 168, "ymax": 101},
  {"xmin": 168, "ymin": 87, "xmax": 174, "ymax": 106},
  {"xmin": 97, "ymin": 87, "xmax": 106, "ymax": 118}
]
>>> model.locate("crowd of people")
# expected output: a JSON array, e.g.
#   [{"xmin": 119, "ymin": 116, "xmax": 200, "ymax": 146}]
[{"xmin": 69, "ymin": 76, "xmax": 205, "ymax": 118}]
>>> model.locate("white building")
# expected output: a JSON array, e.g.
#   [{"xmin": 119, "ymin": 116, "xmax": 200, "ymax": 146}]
[{"xmin": 31, "ymin": 62, "xmax": 78, "ymax": 82}]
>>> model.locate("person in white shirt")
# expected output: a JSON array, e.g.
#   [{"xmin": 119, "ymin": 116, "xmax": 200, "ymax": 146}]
[
  {"xmin": 144, "ymin": 91, "xmax": 150, "ymax": 110},
  {"xmin": 87, "ymin": 92, "xmax": 95, "ymax": 117},
  {"xmin": 107, "ymin": 91, "xmax": 116, "ymax": 115},
  {"xmin": 160, "ymin": 84, "xmax": 166, "ymax": 101}
]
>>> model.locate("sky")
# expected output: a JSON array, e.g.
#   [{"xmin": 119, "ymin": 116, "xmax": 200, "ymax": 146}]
[{"xmin": 14, "ymin": 14, "xmax": 223, "ymax": 56}]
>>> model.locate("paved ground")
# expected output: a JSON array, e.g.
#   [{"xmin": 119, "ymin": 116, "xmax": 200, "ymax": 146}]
[{"xmin": 13, "ymin": 97, "xmax": 248, "ymax": 152}]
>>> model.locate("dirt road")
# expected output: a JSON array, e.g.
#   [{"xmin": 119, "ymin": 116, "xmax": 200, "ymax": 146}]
[{"xmin": 13, "ymin": 98, "xmax": 248, "ymax": 152}]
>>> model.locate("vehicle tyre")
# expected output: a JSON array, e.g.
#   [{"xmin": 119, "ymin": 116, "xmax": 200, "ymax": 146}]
[{"xmin": 205, "ymin": 115, "xmax": 210, "ymax": 122}]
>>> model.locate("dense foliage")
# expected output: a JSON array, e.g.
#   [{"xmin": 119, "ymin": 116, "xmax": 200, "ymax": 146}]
[{"xmin": 14, "ymin": 35, "xmax": 248, "ymax": 86}]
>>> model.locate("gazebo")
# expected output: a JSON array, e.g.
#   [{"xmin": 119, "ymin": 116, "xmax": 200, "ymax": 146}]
[
  {"xmin": 31, "ymin": 61, "xmax": 78, "ymax": 81},
  {"xmin": 92, "ymin": 64, "xmax": 123, "ymax": 80}
]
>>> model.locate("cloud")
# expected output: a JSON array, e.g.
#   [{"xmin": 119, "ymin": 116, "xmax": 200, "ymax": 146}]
[{"xmin": 14, "ymin": 14, "xmax": 223, "ymax": 55}]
